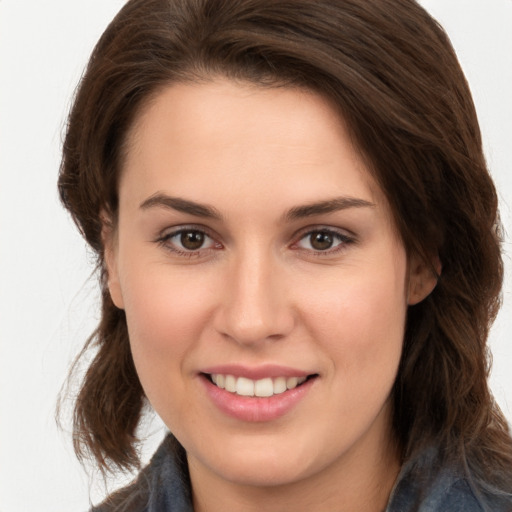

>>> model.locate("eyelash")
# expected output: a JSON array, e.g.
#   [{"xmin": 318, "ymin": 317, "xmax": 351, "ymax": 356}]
[
  {"xmin": 155, "ymin": 226, "xmax": 355, "ymax": 258},
  {"xmin": 155, "ymin": 226, "xmax": 221, "ymax": 258},
  {"xmin": 292, "ymin": 227, "xmax": 355, "ymax": 256}
]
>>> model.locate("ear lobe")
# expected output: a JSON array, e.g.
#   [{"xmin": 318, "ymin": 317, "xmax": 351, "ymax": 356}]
[
  {"xmin": 101, "ymin": 215, "xmax": 125, "ymax": 310},
  {"xmin": 407, "ymin": 254, "xmax": 441, "ymax": 306}
]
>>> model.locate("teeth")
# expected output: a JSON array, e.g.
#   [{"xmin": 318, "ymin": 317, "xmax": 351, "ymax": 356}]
[
  {"xmin": 225, "ymin": 375, "xmax": 236, "ymax": 392},
  {"xmin": 286, "ymin": 377, "xmax": 298, "ymax": 389},
  {"xmin": 254, "ymin": 378, "xmax": 273, "ymax": 397},
  {"xmin": 210, "ymin": 374, "xmax": 309, "ymax": 397},
  {"xmin": 236, "ymin": 377, "xmax": 255, "ymax": 396},
  {"xmin": 273, "ymin": 376, "xmax": 287, "ymax": 394}
]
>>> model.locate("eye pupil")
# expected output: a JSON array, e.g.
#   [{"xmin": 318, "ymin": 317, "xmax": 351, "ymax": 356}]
[
  {"xmin": 310, "ymin": 231, "xmax": 333, "ymax": 250},
  {"xmin": 181, "ymin": 231, "xmax": 205, "ymax": 250}
]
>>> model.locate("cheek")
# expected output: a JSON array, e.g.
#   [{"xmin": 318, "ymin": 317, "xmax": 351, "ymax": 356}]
[
  {"xmin": 118, "ymin": 262, "xmax": 214, "ymax": 374},
  {"xmin": 300, "ymin": 256, "xmax": 408, "ymax": 379},
  {"xmin": 117, "ymin": 263, "xmax": 222, "ymax": 427}
]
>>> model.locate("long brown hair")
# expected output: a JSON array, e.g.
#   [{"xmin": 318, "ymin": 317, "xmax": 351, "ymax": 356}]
[{"xmin": 58, "ymin": 0, "xmax": 512, "ymax": 494}]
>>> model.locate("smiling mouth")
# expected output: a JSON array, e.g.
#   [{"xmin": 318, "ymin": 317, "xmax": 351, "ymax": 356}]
[{"xmin": 204, "ymin": 373, "xmax": 317, "ymax": 398}]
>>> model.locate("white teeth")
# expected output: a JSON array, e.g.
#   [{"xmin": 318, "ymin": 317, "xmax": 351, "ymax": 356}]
[
  {"xmin": 225, "ymin": 374, "xmax": 236, "ymax": 392},
  {"xmin": 273, "ymin": 376, "xmax": 287, "ymax": 394},
  {"xmin": 236, "ymin": 377, "xmax": 255, "ymax": 396},
  {"xmin": 210, "ymin": 374, "xmax": 309, "ymax": 397},
  {"xmin": 254, "ymin": 378, "xmax": 273, "ymax": 397},
  {"xmin": 286, "ymin": 377, "xmax": 298, "ymax": 389}
]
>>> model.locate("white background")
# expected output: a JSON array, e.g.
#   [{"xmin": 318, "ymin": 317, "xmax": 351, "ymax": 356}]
[{"xmin": 0, "ymin": 1, "xmax": 511, "ymax": 511}]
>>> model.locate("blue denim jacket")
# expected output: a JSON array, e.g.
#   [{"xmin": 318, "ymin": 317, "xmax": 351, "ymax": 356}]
[{"xmin": 93, "ymin": 434, "xmax": 512, "ymax": 512}]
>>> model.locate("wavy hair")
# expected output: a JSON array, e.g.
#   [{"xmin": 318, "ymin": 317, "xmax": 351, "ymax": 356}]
[{"xmin": 58, "ymin": 0, "xmax": 512, "ymax": 495}]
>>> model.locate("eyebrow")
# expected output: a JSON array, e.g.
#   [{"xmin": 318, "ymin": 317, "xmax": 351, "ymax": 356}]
[
  {"xmin": 140, "ymin": 193, "xmax": 222, "ymax": 220},
  {"xmin": 139, "ymin": 193, "xmax": 375, "ymax": 222},
  {"xmin": 284, "ymin": 197, "xmax": 375, "ymax": 221}
]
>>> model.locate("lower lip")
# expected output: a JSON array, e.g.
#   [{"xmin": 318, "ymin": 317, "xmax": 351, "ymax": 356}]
[{"xmin": 201, "ymin": 375, "xmax": 316, "ymax": 422}]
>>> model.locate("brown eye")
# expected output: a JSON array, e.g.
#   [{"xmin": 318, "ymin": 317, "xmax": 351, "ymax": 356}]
[
  {"xmin": 309, "ymin": 231, "xmax": 334, "ymax": 251},
  {"xmin": 158, "ymin": 228, "xmax": 218, "ymax": 255},
  {"xmin": 180, "ymin": 230, "xmax": 205, "ymax": 250},
  {"xmin": 295, "ymin": 228, "xmax": 353, "ymax": 254}
]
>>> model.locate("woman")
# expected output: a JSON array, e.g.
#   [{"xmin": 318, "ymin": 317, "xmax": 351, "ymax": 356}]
[{"xmin": 58, "ymin": 0, "xmax": 512, "ymax": 510}]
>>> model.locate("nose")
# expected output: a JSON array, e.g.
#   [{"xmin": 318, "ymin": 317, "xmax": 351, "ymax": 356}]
[{"xmin": 213, "ymin": 247, "xmax": 295, "ymax": 347}]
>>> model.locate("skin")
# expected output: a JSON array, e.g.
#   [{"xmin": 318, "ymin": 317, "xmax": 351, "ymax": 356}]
[{"xmin": 105, "ymin": 79, "xmax": 437, "ymax": 512}]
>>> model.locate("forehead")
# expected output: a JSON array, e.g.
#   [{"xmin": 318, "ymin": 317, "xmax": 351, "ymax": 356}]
[
  {"xmin": 120, "ymin": 78, "xmax": 385, "ymax": 215},
  {"xmin": 127, "ymin": 79, "xmax": 349, "ymax": 158}
]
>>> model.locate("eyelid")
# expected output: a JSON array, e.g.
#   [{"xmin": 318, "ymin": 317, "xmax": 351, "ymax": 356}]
[
  {"xmin": 155, "ymin": 224, "xmax": 222, "ymax": 256},
  {"xmin": 290, "ymin": 225, "xmax": 356, "ymax": 254},
  {"xmin": 153, "ymin": 223, "xmax": 355, "ymax": 258}
]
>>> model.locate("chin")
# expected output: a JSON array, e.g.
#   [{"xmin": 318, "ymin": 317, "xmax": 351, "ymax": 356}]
[
  {"xmin": 210, "ymin": 457, "xmax": 311, "ymax": 488},
  {"xmin": 187, "ymin": 431, "xmax": 329, "ymax": 488}
]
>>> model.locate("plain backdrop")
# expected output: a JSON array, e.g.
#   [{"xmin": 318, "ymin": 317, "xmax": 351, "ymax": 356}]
[{"xmin": 0, "ymin": 1, "xmax": 511, "ymax": 511}]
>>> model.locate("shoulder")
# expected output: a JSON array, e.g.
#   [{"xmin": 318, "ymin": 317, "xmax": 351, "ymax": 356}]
[
  {"xmin": 91, "ymin": 434, "xmax": 192, "ymax": 512},
  {"xmin": 419, "ymin": 476, "xmax": 487, "ymax": 512},
  {"xmin": 91, "ymin": 479, "xmax": 150, "ymax": 512},
  {"xmin": 387, "ymin": 447, "xmax": 512, "ymax": 512},
  {"xmin": 421, "ymin": 476, "xmax": 512, "ymax": 512}
]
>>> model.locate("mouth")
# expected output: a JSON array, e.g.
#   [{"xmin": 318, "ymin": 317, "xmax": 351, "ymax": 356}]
[{"xmin": 203, "ymin": 373, "xmax": 318, "ymax": 398}]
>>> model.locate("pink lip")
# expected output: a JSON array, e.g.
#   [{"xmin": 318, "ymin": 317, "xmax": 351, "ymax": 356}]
[
  {"xmin": 200, "ymin": 364, "xmax": 310, "ymax": 380},
  {"xmin": 199, "ymin": 370, "xmax": 317, "ymax": 423}
]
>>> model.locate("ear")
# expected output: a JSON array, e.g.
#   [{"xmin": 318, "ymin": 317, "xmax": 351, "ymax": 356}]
[
  {"xmin": 407, "ymin": 253, "xmax": 441, "ymax": 305},
  {"xmin": 101, "ymin": 213, "xmax": 125, "ymax": 310}
]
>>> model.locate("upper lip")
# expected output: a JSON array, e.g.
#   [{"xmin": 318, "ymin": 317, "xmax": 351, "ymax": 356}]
[{"xmin": 200, "ymin": 364, "xmax": 314, "ymax": 380}]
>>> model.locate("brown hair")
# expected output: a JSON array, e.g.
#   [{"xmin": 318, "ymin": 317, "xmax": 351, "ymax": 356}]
[{"xmin": 58, "ymin": 0, "xmax": 512, "ymax": 494}]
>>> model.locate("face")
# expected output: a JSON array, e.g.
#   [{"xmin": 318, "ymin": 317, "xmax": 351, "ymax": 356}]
[{"xmin": 106, "ymin": 79, "xmax": 434, "ymax": 494}]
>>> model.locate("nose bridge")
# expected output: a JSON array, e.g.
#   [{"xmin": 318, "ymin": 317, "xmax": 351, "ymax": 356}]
[{"xmin": 216, "ymin": 241, "xmax": 293, "ymax": 345}]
